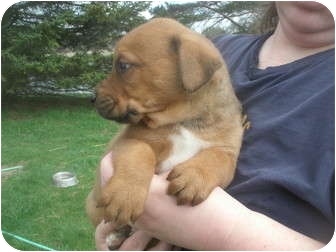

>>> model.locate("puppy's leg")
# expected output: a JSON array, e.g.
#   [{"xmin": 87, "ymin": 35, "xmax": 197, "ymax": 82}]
[
  {"xmin": 96, "ymin": 139, "xmax": 156, "ymax": 226},
  {"xmin": 86, "ymin": 162, "xmax": 134, "ymax": 250},
  {"xmin": 167, "ymin": 147, "xmax": 237, "ymax": 205},
  {"xmin": 86, "ymin": 188, "xmax": 105, "ymax": 226}
]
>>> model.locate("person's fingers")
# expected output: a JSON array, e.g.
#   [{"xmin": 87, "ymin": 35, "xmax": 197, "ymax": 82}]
[
  {"xmin": 148, "ymin": 240, "xmax": 172, "ymax": 251},
  {"xmin": 118, "ymin": 230, "xmax": 152, "ymax": 251},
  {"xmin": 95, "ymin": 220, "xmax": 116, "ymax": 250},
  {"xmin": 100, "ymin": 152, "xmax": 114, "ymax": 187}
]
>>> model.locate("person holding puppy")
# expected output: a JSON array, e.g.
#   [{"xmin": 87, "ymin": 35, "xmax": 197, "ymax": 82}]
[{"xmin": 95, "ymin": 2, "xmax": 334, "ymax": 250}]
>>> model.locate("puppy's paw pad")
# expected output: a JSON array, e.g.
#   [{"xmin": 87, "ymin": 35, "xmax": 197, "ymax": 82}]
[{"xmin": 106, "ymin": 231, "xmax": 128, "ymax": 250}]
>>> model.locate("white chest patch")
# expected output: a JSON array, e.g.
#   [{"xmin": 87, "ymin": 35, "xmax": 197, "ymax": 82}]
[{"xmin": 158, "ymin": 127, "xmax": 211, "ymax": 173}]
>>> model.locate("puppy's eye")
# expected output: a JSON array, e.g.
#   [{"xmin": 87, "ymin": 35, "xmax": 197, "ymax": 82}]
[{"xmin": 117, "ymin": 61, "xmax": 131, "ymax": 73}]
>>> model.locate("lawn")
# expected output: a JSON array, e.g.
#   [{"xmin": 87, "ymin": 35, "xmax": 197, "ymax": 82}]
[{"xmin": 1, "ymin": 95, "xmax": 119, "ymax": 250}]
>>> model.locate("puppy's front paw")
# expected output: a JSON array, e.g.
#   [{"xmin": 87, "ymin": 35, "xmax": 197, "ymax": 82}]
[
  {"xmin": 97, "ymin": 179, "xmax": 147, "ymax": 226},
  {"xmin": 167, "ymin": 165, "xmax": 216, "ymax": 206}
]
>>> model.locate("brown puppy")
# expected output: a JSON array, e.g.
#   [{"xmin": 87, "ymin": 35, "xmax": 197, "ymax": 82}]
[{"xmin": 86, "ymin": 18, "xmax": 243, "ymax": 248}]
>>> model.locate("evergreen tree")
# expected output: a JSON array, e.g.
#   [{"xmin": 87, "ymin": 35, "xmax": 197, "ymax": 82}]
[
  {"xmin": 151, "ymin": 1, "xmax": 268, "ymax": 37},
  {"xmin": 1, "ymin": 1, "xmax": 150, "ymax": 95}
]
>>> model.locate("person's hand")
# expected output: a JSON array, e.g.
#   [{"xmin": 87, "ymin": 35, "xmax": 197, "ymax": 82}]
[
  {"xmin": 94, "ymin": 152, "xmax": 173, "ymax": 250},
  {"xmin": 95, "ymin": 152, "xmax": 246, "ymax": 250}
]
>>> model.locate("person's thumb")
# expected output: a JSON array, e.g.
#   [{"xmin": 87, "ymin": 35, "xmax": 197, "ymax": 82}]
[{"xmin": 100, "ymin": 152, "xmax": 114, "ymax": 187}]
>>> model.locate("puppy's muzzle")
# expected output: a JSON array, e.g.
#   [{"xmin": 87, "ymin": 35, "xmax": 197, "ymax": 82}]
[
  {"xmin": 95, "ymin": 96, "xmax": 116, "ymax": 119},
  {"xmin": 94, "ymin": 96, "xmax": 138, "ymax": 124}
]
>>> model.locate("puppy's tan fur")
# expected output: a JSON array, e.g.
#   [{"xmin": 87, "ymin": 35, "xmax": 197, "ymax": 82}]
[{"xmin": 86, "ymin": 18, "xmax": 243, "ymax": 230}]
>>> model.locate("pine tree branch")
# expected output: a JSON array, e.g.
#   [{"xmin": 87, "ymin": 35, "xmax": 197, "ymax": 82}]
[{"xmin": 199, "ymin": 3, "xmax": 248, "ymax": 32}]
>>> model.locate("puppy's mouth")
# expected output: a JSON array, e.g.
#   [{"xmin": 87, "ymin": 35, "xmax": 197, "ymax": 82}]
[
  {"xmin": 94, "ymin": 96, "xmax": 164, "ymax": 125},
  {"xmin": 109, "ymin": 109, "xmax": 141, "ymax": 124},
  {"xmin": 96, "ymin": 104, "xmax": 142, "ymax": 124}
]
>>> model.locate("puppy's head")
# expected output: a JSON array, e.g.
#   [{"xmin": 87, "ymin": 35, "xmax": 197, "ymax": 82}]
[{"xmin": 94, "ymin": 18, "xmax": 223, "ymax": 125}]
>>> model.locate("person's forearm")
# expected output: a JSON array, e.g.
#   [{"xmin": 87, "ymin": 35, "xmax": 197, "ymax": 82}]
[
  {"xmin": 217, "ymin": 199, "xmax": 325, "ymax": 250},
  {"xmin": 136, "ymin": 175, "xmax": 325, "ymax": 250}
]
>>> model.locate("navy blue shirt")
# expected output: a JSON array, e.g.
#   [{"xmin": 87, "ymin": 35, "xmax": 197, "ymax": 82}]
[{"xmin": 213, "ymin": 34, "xmax": 335, "ymax": 243}]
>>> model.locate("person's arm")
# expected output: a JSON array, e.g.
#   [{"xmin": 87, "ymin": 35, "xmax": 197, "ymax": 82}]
[
  {"xmin": 135, "ymin": 174, "xmax": 325, "ymax": 250},
  {"xmin": 95, "ymin": 153, "xmax": 326, "ymax": 250}
]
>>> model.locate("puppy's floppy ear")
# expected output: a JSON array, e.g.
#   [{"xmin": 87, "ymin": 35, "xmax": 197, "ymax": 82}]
[{"xmin": 171, "ymin": 34, "xmax": 223, "ymax": 92}]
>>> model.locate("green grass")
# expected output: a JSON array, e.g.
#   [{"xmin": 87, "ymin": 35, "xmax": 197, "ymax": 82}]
[{"xmin": 1, "ymin": 96, "xmax": 119, "ymax": 250}]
